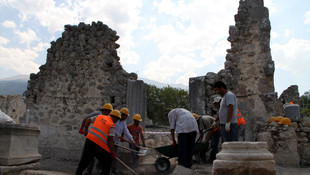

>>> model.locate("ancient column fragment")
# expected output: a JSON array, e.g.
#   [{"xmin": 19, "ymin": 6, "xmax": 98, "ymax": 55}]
[{"xmin": 212, "ymin": 142, "xmax": 276, "ymax": 175}]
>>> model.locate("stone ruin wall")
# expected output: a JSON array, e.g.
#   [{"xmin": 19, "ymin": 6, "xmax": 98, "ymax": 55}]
[
  {"xmin": 190, "ymin": 0, "xmax": 310, "ymax": 166},
  {"xmin": 23, "ymin": 22, "xmax": 138, "ymax": 160},
  {"xmin": 0, "ymin": 95, "xmax": 26, "ymax": 123}
]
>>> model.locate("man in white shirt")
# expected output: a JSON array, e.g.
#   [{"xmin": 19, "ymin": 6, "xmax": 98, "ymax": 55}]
[{"xmin": 165, "ymin": 108, "xmax": 199, "ymax": 169}]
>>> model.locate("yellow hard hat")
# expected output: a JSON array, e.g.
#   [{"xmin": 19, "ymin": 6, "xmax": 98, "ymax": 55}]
[
  {"xmin": 269, "ymin": 117, "xmax": 277, "ymax": 123},
  {"xmin": 120, "ymin": 108, "xmax": 129, "ymax": 116},
  {"xmin": 192, "ymin": 113, "xmax": 199, "ymax": 119},
  {"xmin": 102, "ymin": 103, "xmax": 113, "ymax": 111},
  {"xmin": 275, "ymin": 116, "xmax": 284, "ymax": 122},
  {"xmin": 110, "ymin": 110, "xmax": 121, "ymax": 119},
  {"xmin": 279, "ymin": 117, "xmax": 291, "ymax": 126},
  {"xmin": 133, "ymin": 114, "xmax": 142, "ymax": 121}
]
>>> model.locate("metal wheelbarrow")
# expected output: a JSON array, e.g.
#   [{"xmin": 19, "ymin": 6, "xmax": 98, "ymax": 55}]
[{"xmin": 153, "ymin": 128, "xmax": 215, "ymax": 172}]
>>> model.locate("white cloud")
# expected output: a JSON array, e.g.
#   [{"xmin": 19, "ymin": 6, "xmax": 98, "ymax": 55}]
[
  {"xmin": 0, "ymin": 36, "xmax": 9, "ymax": 45},
  {"xmin": 271, "ymin": 30, "xmax": 278, "ymax": 40},
  {"xmin": 14, "ymin": 29, "xmax": 40, "ymax": 47},
  {"xmin": 305, "ymin": 11, "xmax": 310, "ymax": 24},
  {"xmin": 271, "ymin": 38, "xmax": 310, "ymax": 75},
  {"xmin": 76, "ymin": 0, "xmax": 143, "ymax": 65},
  {"xmin": 3, "ymin": 0, "xmax": 79, "ymax": 33},
  {"xmin": 2, "ymin": 20, "xmax": 16, "ymax": 28},
  {"xmin": 264, "ymin": 0, "xmax": 276, "ymax": 14},
  {"xmin": 143, "ymin": 0, "xmax": 239, "ymax": 83},
  {"xmin": 176, "ymin": 71, "xmax": 197, "ymax": 86},
  {"xmin": 143, "ymin": 54, "xmax": 211, "ymax": 83},
  {"xmin": 285, "ymin": 29, "xmax": 294, "ymax": 38},
  {"xmin": 0, "ymin": 46, "xmax": 40, "ymax": 74},
  {"xmin": 32, "ymin": 42, "xmax": 50, "ymax": 52}
]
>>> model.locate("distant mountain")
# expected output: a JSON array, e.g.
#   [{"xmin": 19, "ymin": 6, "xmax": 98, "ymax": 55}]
[
  {"xmin": 140, "ymin": 77, "xmax": 188, "ymax": 91},
  {"xmin": 0, "ymin": 75, "xmax": 188, "ymax": 95},
  {"xmin": 0, "ymin": 75, "xmax": 29, "ymax": 95}
]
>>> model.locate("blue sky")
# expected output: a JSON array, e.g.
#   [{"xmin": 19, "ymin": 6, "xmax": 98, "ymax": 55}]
[{"xmin": 0, "ymin": 0, "xmax": 309, "ymax": 95}]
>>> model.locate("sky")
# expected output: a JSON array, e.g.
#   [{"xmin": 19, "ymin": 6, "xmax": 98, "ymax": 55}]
[{"xmin": 0, "ymin": 0, "xmax": 309, "ymax": 95}]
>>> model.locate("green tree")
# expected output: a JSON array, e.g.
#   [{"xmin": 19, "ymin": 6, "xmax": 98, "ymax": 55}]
[
  {"xmin": 146, "ymin": 85, "xmax": 189, "ymax": 125},
  {"xmin": 300, "ymin": 90, "xmax": 310, "ymax": 117}
]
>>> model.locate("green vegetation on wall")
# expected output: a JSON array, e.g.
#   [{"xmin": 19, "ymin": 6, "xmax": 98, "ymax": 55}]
[
  {"xmin": 146, "ymin": 85, "xmax": 189, "ymax": 125},
  {"xmin": 300, "ymin": 90, "xmax": 310, "ymax": 118}
]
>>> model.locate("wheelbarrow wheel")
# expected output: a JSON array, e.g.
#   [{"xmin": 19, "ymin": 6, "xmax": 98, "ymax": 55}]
[{"xmin": 155, "ymin": 157, "xmax": 170, "ymax": 172}]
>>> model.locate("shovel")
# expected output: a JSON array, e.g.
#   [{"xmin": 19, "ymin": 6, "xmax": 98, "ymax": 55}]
[
  {"xmin": 115, "ymin": 144, "xmax": 149, "ymax": 156},
  {"xmin": 115, "ymin": 156, "xmax": 139, "ymax": 175},
  {"xmin": 118, "ymin": 138, "xmax": 150, "ymax": 156}
]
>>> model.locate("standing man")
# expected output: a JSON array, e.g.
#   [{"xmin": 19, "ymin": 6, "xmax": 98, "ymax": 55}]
[
  {"xmin": 76, "ymin": 110, "xmax": 122, "ymax": 175},
  {"xmin": 111, "ymin": 107, "xmax": 136, "ymax": 175},
  {"xmin": 214, "ymin": 81, "xmax": 238, "ymax": 142},
  {"xmin": 165, "ymin": 108, "xmax": 199, "ymax": 169}
]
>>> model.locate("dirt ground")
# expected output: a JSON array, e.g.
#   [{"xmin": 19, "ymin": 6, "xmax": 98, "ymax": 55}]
[{"xmin": 26, "ymin": 157, "xmax": 310, "ymax": 175}]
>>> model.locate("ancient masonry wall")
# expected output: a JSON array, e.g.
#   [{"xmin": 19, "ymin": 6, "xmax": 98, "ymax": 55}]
[
  {"xmin": 190, "ymin": 0, "xmax": 281, "ymax": 140},
  {"xmin": 24, "ymin": 22, "xmax": 137, "ymax": 160},
  {"xmin": 0, "ymin": 95, "xmax": 26, "ymax": 123},
  {"xmin": 189, "ymin": 0, "xmax": 307, "ymax": 166}
]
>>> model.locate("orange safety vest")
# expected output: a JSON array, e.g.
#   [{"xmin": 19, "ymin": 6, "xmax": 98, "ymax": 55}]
[
  {"xmin": 237, "ymin": 109, "xmax": 246, "ymax": 126},
  {"xmin": 86, "ymin": 115, "xmax": 115, "ymax": 153}
]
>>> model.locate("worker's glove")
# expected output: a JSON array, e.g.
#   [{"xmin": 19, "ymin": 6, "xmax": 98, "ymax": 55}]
[
  {"xmin": 225, "ymin": 122, "xmax": 231, "ymax": 132},
  {"xmin": 111, "ymin": 152, "xmax": 116, "ymax": 159},
  {"xmin": 79, "ymin": 127, "xmax": 84, "ymax": 134},
  {"xmin": 132, "ymin": 142, "xmax": 137, "ymax": 146},
  {"xmin": 119, "ymin": 136, "xmax": 124, "ymax": 142},
  {"xmin": 172, "ymin": 139, "xmax": 177, "ymax": 147}
]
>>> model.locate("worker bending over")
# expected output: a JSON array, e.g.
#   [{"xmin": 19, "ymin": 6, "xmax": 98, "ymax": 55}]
[{"xmin": 76, "ymin": 110, "xmax": 121, "ymax": 175}]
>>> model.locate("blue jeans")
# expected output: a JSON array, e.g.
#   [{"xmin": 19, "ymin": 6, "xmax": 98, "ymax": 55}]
[
  {"xmin": 220, "ymin": 123, "xmax": 237, "ymax": 143},
  {"xmin": 178, "ymin": 131, "xmax": 197, "ymax": 168}
]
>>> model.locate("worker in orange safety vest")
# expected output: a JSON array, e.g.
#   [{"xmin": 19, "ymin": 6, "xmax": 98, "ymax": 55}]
[
  {"xmin": 235, "ymin": 108, "xmax": 245, "ymax": 141},
  {"xmin": 76, "ymin": 110, "xmax": 121, "ymax": 175}
]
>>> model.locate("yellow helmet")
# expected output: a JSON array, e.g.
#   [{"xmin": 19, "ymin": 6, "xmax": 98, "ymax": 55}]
[
  {"xmin": 275, "ymin": 116, "xmax": 284, "ymax": 122},
  {"xmin": 110, "ymin": 110, "xmax": 121, "ymax": 119},
  {"xmin": 133, "ymin": 114, "xmax": 142, "ymax": 121},
  {"xmin": 102, "ymin": 103, "xmax": 113, "ymax": 111},
  {"xmin": 192, "ymin": 113, "xmax": 199, "ymax": 119},
  {"xmin": 269, "ymin": 117, "xmax": 277, "ymax": 123},
  {"xmin": 120, "ymin": 108, "xmax": 129, "ymax": 116},
  {"xmin": 278, "ymin": 117, "xmax": 291, "ymax": 126}
]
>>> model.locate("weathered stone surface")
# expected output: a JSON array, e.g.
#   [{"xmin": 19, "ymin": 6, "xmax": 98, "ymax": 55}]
[
  {"xmin": 0, "ymin": 123, "xmax": 41, "ymax": 165},
  {"xmin": 212, "ymin": 142, "xmax": 276, "ymax": 175},
  {"xmin": 23, "ymin": 22, "xmax": 139, "ymax": 160},
  {"xmin": 0, "ymin": 95, "xmax": 26, "ymax": 123},
  {"xmin": 0, "ymin": 162, "xmax": 40, "ymax": 175},
  {"xmin": 189, "ymin": 76, "xmax": 205, "ymax": 115},
  {"xmin": 257, "ymin": 122, "xmax": 300, "ymax": 166}
]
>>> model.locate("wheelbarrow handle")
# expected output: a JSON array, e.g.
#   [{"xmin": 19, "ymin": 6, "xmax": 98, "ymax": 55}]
[{"xmin": 116, "ymin": 156, "xmax": 139, "ymax": 175}]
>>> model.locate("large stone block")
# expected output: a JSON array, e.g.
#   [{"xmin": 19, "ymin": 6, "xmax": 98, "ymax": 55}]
[
  {"xmin": 212, "ymin": 142, "xmax": 275, "ymax": 175},
  {"xmin": 0, "ymin": 123, "xmax": 41, "ymax": 165}
]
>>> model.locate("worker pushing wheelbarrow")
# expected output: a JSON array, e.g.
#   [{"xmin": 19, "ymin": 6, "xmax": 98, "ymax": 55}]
[{"xmin": 153, "ymin": 128, "xmax": 215, "ymax": 172}]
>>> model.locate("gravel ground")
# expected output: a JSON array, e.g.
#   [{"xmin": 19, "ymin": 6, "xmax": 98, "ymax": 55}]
[{"xmin": 26, "ymin": 157, "xmax": 310, "ymax": 175}]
